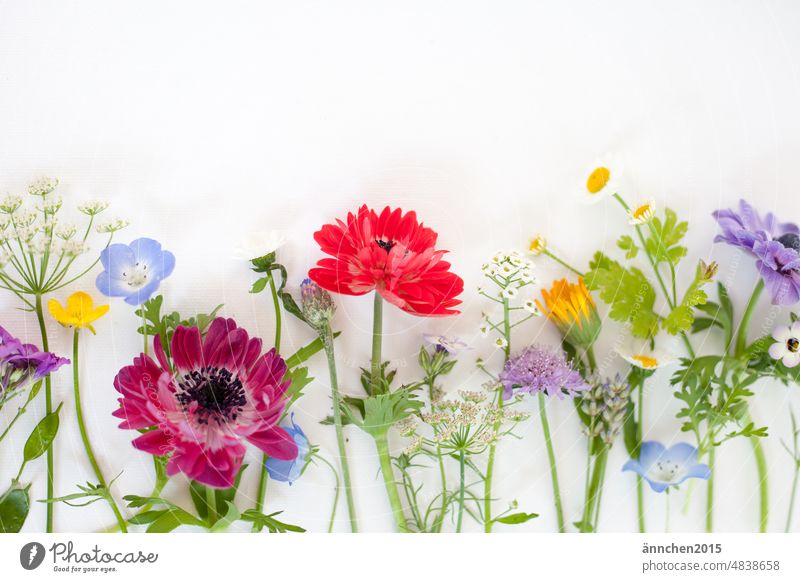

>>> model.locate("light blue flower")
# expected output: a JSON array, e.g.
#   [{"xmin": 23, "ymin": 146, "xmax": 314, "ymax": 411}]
[
  {"xmin": 265, "ymin": 414, "xmax": 309, "ymax": 485},
  {"xmin": 96, "ymin": 238, "xmax": 175, "ymax": 305},
  {"xmin": 623, "ymin": 441, "xmax": 710, "ymax": 493}
]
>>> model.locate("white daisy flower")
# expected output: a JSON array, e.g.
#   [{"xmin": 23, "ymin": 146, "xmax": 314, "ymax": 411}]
[
  {"xmin": 618, "ymin": 346, "xmax": 676, "ymax": 370},
  {"xmin": 494, "ymin": 337, "xmax": 508, "ymax": 349},
  {"xmin": 582, "ymin": 154, "xmax": 623, "ymax": 205},
  {"xmin": 529, "ymin": 235, "xmax": 547, "ymax": 256},
  {"xmin": 628, "ymin": 199, "xmax": 656, "ymax": 225},
  {"xmin": 769, "ymin": 322, "xmax": 800, "ymax": 368}
]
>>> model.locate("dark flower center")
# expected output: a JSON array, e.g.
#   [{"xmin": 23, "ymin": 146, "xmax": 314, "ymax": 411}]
[
  {"xmin": 777, "ymin": 233, "xmax": 800, "ymax": 252},
  {"xmin": 176, "ymin": 367, "xmax": 247, "ymax": 425},
  {"xmin": 376, "ymin": 239, "xmax": 396, "ymax": 253},
  {"xmin": 788, "ymin": 338, "xmax": 800, "ymax": 353}
]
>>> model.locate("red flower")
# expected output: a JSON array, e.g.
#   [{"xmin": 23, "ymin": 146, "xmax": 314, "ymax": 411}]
[{"xmin": 309, "ymin": 205, "xmax": 464, "ymax": 316}]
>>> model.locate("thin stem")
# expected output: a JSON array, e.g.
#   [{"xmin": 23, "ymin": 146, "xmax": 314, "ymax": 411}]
[
  {"xmin": 370, "ymin": 292, "xmax": 383, "ymax": 389},
  {"xmin": 34, "ymin": 294, "xmax": 55, "ymax": 533},
  {"xmin": 456, "ymin": 450, "xmax": 466, "ymax": 533},
  {"xmin": 735, "ymin": 279, "xmax": 765, "ymax": 357},
  {"xmin": 429, "ymin": 376, "xmax": 448, "ymax": 533},
  {"xmin": 254, "ymin": 271, "xmax": 282, "ymax": 529},
  {"xmin": 374, "ymin": 432, "xmax": 407, "ymax": 532},
  {"xmin": 141, "ymin": 309, "xmax": 148, "ymax": 356},
  {"xmin": 543, "ymin": 249, "xmax": 585, "ymax": 277},
  {"xmin": 786, "ymin": 463, "xmax": 799, "ymax": 533},
  {"xmin": 72, "ymin": 331, "xmax": 128, "ymax": 533},
  {"xmin": 538, "ymin": 392, "xmax": 565, "ymax": 532},
  {"xmin": 205, "ymin": 486, "xmax": 217, "ymax": 527},
  {"xmin": 484, "ymin": 299, "xmax": 512, "ymax": 532},
  {"xmin": 705, "ymin": 447, "xmax": 715, "ymax": 533},
  {"xmin": 636, "ymin": 381, "xmax": 646, "ymax": 533},
  {"xmin": 665, "ymin": 492, "xmax": 671, "ymax": 533},
  {"xmin": 581, "ymin": 447, "xmax": 607, "ymax": 532},
  {"xmin": 314, "ymin": 455, "xmax": 341, "ymax": 533},
  {"xmin": 323, "ymin": 326, "xmax": 358, "ymax": 532},
  {"xmin": 748, "ymin": 427, "xmax": 769, "ymax": 533}
]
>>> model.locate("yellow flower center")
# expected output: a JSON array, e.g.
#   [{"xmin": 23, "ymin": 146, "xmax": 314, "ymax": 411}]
[
  {"xmin": 586, "ymin": 167, "xmax": 610, "ymax": 194},
  {"xmin": 632, "ymin": 203, "xmax": 653, "ymax": 221},
  {"xmin": 529, "ymin": 236, "xmax": 546, "ymax": 255},
  {"xmin": 632, "ymin": 354, "xmax": 658, "ymax": 369}
]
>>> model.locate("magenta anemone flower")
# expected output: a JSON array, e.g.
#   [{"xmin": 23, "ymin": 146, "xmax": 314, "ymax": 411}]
[{"xmin": 112, "ymin": 317, "xmax": 298, "ymax": 488}]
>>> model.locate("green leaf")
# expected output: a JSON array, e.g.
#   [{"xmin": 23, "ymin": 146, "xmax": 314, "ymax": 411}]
[
  {"xmin": 210, "ymin": 501, "xmax": 241, "ymax": 532},
  {"xmin": 0, "ymin": 483, "xmax": 30, "ymax": 533},
  {"xmin": 585, "ymin": 252, "xmax": 660, "ymax": 338},
  {"xmin": 280, "ymin": 292, "xmax": 306, "ymax": 323},
  {"xmin": 23, "ymin": 403, "xmax": 62, "ymax": 462},
  {"xmin": 284, "ymin": 366, "xmax": 313, "ymax": 410},
  {"xmin": 494, "ymin": 512, "xmax": 539, "ymax": 524},
  {"xmin": 128, "ymin": 510, "xmax": 166, "ymax": 525},
  {"xmin": 644, "ymin": 208, "xmax": 688, "ymax": 266},
  {"xmin": 343, "ymin": 385, "xmax": 423, "ymax": 438},
  {"xmin": 285, "ymin": 333, "xmax": 340, "ymax": 369},
  {"xmin": 617, "ymin": 234, "xmax": 638, "ymax": 259},
  {"xmin": 662, "ymin": 262, "xmax": 713, "ymax": 335},
  {"xmin": 146, "ymin": 508, "xmax": 204, "ymax": 533},
  {"xmin": 250, "ymin": 277, "xmax": 269, "ymax": 294},
  {"xmin": 240, "ymin": 509, "xmax": 305, "ymax": 533}
]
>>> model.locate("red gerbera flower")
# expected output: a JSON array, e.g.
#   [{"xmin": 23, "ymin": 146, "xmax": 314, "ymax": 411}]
[
  {"xmin": 112, "ymin": 317, "xmax": 298, "ymax": 488},
  {"xmin": 309, "ymin": 205, "xmax": 464, "ymax": 316}
]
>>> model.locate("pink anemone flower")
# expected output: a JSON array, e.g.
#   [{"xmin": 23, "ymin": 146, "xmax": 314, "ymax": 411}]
[{"xmin": 112, "ymin": 317, "xmax": 298, "ymax": 488}]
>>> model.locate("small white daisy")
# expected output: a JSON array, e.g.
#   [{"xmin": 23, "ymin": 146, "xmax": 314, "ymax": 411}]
[
  {"xmin": 628, "ymin": 199, "xmax": 656, "ymax": 225},
  {"xmin": 494, "ymin": 337, "xmax": 508, "ymax": 349},
  {"xmin": 582, "ymin": 154, "xmax": 622, "ymax": 205}
]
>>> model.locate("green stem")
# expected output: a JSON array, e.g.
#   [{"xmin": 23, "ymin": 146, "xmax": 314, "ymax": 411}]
[
  {"xmin": 141, "ymin": 309, "xmax": 149, "ymax": 357},
  {"xmin": 748, "ymin": 426, "xmax": 769, "ymax": 533},
  {"xmin": 665, "ymin": 491, "xmax": 671, "ymax": 533},
  {"xmin": 456, "ymin": 450, "xmax": 466, "ymax": 533},
  {"xmin": 538, "ymin": 392, "xmax": 566, "ymax": 532},
  {"xmin": 72, "ymin": 331, "xmax": 127, "ymax": 533},
  {"xmin": 735, "ymin": 279, "xmax": 765, "ymax": 357},
  {"xmin": 34, "ymin": 294, "xmax": 55, "ymax": 533},
  {"xmin": 315, "ymin": 455, "xmax": 341, "ymax": 533},
  {"xmin": 429, "ymin": 378, "xmax": 448, "ymax": 533},
  {"xmin": 706, "ymin": 446, "xmax": 715, "ymax": 533},
  {"xmin": 205, "ymin": 486, "xmax": 217, "ymax": 527},
  {"xmin": 581, "ymin": 447, "xmax": 608, "ymax": 532},
  {"xmin": 254, "ymin": 272, "xmax": 281, "ymax": 529},
  {"xmin": 786, "ymin": 463, "xmax": 799, "ymax": 533},
  {"xmin": 484, "ymin": 299, "xmax": 512, "ymax": 532},
  {"xmin": 323, "ymin": 327, "xmax": 358, "ymax": 532},
  {"xmin": 370, "ymin": 292, "xmax": 383, "ymax": 389},
  {"xmin": 636, "ymin": 381, "xmax": 646, "ymax": 533},
  {"xmin": 543, "ymin": 249, "xmax": 584, "ymax": 277},
  {"xmin": 374, "ymin": 432, "xmax": 407, "ymax": 532}
]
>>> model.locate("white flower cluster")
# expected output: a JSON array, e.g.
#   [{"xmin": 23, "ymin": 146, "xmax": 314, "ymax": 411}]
[{"xmin": 478, "ymin": 250, "xmax": 541, "ymax": 347}]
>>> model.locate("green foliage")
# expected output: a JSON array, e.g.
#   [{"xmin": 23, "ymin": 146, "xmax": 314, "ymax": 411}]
[
  {"xmin": 616, "ymin": 234, "xmax": 638, "ymax": 259},
  {"xmin": 40, "ymin": 478, "xmax": 119, "ymax": 508},
  {"xmin": 692, "ymin": 282, "xmax": 735, "ymax": 349},
  {"xmin": 239, "ymin": 509, "xmax": 306, "ymax": 533},
  {"xmin": 135, "ymin": 295, "xmax": 223, "ymax": 364},
  {"xmin": 249, "ymin": 254, "xmax": 305, "ymax": 323},
  {"xmin": 644, "ymin": 207, "xmax": 688, "ymax": 266},
  {"xmin": 343, "ymin": 387, "xmax": 423, "ymax": 439},
  {"xmin": 0, "ymin": 483, "xmax": 30, "ymax": 533},
  {"xmin": 671, "ymin": 356, "xmax": 767, "ymax": 449},
  {"xmin": 494, "ymin": 512, "xmax": 539, "ymax": 525},
  {"xmin": 585, "ymin": 251, "xmax": 660, "ymax": 338},
  {"xmin": 23, "ymin": 403, "xmax": 62, "ymax": 463},
  {"xmin": 662, "ymin": 262, "xmax": 714, "ymax": 335}
]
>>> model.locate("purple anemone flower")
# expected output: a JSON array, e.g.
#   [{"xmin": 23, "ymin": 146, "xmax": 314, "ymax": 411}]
[
  {"xmin": 713, "ymin": 200, "xmax": 800, "ymax": 305},
  {"xmin": 712, "ymin": 199, "xmax": 799, "ymax": 253},
  {"xmin": 1, "ymin": 325, "xmax": 69, "ymax": 402},
  {"xmin": 499, "ymin": 346, "xmax": 589, "ymax": 400}
]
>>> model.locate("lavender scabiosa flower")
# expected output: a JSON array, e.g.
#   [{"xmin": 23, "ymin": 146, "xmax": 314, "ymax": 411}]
[{"xmin": 499, "ymin": 346, "xmax": 589, "ymax": 400}]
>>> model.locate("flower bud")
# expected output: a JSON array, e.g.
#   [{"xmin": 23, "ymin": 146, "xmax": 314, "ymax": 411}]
[{"xmin": 301, "ymin": 278, "xmax": 336, "ymax": 330}]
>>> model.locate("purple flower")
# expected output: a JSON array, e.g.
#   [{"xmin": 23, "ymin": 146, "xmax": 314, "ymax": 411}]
[
  {"xmin": 712, "ymin": 199, "xmax": 799, "ymax": 253},
  {"xmin": 1, "ymin": 325, "xmax": 69, "ymax": 402},
  {"xmin": 499, "ymin": 346, "xmax": 589, "ymax": 400},
  {"xmin": 623, "ymin": 442, "xmax": 710, "ymax": 493},
  {"xmin": 96, "ymin": 238, "xmax": 175, "ymax": 305},
  {"xmin": 713, "ymin": 200, "xmax": 800, "ymax": 305}
]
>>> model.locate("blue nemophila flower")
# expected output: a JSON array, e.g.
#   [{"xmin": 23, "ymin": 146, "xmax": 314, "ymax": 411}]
[
  {"xmin": 96, "ymin": 238, "xmax": 175, "ymax": 305},
  {"xmin": 623, "ymin": 442, "xmax": 710, "ymax": 493},
  {"xmin": 265, "ymin": 414, "xmax": 309, "ymax": 484}
]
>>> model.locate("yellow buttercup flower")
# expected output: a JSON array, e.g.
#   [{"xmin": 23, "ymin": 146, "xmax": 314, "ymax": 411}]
[
  {"xmin": 48, "ymin": 291, "xmax": 109, "ymax": 334},
  {"xmin": 628, "ymin": 199, "xmax": 656, "ymax": 225},
  {"xmin": 536, "ymin": 278, "xmax": 601, "ymax": 349}
]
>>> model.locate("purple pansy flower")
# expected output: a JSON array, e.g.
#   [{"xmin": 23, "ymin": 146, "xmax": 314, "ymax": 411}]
[
  {"xmin": 264, "ymin": 414, "xmax": 308, "ymax": 484},
  {"xmin": 713, "ymin": 200, "xmax": 800, "ymax": 305},
  {"xmin": 623, "ymin": 441, "xmax": 710, "ymax": 493},
  {"xmin": 1, "ymin": 325, "xmax": 69, "ymax": 403},
  {"xmin": 96, "ymin": 238, "xmax": 175, "ymax": 305},
  {"xmin": 499, "ymin": 346, "xmax": 589, "ymax": 400}
]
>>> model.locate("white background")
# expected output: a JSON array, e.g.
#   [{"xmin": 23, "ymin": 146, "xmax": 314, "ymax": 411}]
[{"xmin": 1, "ymin": 0, "xmax": 800, "ymax": 533}]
